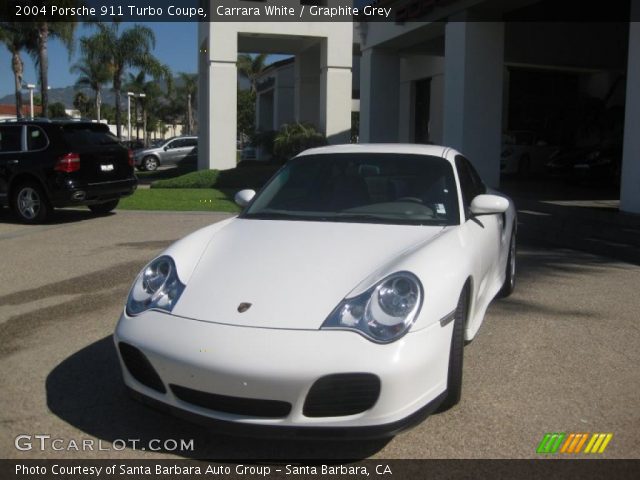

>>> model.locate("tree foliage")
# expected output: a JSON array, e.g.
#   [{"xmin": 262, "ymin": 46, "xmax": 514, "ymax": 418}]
[
  {"xmin": 90, "ymin": 23, "xmax": 172, "ymax": 139},
  {"xmin": 237, "ymin": 89, "xmax": 256, "ymax": 138},
  {"xmin": 237, "ymin": 53, "xmax": 269, "ymax": 94},
  {"xmin": 273, "ymin": 123, "xmax": 328, "ymax": 161}
]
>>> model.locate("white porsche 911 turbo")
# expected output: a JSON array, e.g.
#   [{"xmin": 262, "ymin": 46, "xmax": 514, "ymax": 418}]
[{"xmin": 114, "ymin": 144, "xmax": 517, "ymax": 438}]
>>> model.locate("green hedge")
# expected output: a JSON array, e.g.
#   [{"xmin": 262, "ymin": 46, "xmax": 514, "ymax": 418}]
[{"xmin": 151, "ymin": 165, "xmax": 280, "ymax": 190}]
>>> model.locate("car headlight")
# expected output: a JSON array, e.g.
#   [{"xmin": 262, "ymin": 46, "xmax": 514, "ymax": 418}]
[
  {"xmin": 126, "ymin": 256, "xmax": 185, "ymax": 316},
  {"xmin": 321, "ymin": 272, "xmax": 423, "ymax": 343}
]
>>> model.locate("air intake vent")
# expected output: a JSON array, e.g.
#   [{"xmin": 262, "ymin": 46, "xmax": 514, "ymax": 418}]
[
  {"xmin": 170, "ymin": 385, "xmax": 292, "ymax": 418},
  {"xmin": 118, "ymin": 342, "xmax": 166, "ymax": 394},
  {"xmin": 303, "ymin": 373, "xmax": 381, "ymax": 417}
]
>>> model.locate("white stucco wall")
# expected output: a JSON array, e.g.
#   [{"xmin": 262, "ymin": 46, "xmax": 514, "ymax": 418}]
[{"xmin": 199, "ymin": 6, "xmax": 353, "ymax": 170}]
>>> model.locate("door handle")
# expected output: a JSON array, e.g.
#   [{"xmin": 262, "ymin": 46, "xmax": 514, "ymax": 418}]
[{"xmin": 7, "ymin": 159, "xmax": 19, "ymax": 165}]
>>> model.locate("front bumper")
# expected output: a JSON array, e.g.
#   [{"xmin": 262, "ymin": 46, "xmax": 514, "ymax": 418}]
[{"xmin": 114, "ymin": 310, "xmax": 452, "ymax": 437}]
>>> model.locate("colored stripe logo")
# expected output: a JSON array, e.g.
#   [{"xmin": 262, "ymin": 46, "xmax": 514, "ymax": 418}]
[{"xmin": 537, "ymin": 433, "xmax": 613, "ymax": 454}]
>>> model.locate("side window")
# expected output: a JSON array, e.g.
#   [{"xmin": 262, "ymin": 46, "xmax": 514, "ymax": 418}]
[
  {"xmin": 27, "ymin": 126, "xmax": 48, "ymax": 151},
  {"xmin": 455, "ymin": 156, "xmax": 486, "ymax": 214},
  {"xmin": 165, "ymin": 140, "xmax": 177, "ymax": 149},
  {"xmin": 184, "ymin": 138, "xmax": 197, "ymax": 147},
  {"xmin": 465, "ymin": 158, "xmax": 486, "ymax": 197},
  {"xmin": 455, "ymin": 156, "xmax": 475, "ymax": 208},
  {"xmin": 0, "ymin": 126, "xmax": 23, "ymax": 153}
]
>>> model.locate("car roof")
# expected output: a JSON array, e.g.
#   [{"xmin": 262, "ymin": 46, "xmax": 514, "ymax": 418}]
[{"xmin": 297, "ymin": 143, "xmax": 454, "ymax": 161}]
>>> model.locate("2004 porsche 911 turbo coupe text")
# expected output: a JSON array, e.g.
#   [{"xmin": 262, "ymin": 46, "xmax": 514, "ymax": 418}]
[{"xmin": 114, "ymin": 144, "xmax": 517, "ymax": 438}]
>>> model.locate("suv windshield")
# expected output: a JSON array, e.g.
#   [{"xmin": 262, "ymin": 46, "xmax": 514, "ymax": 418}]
[{"xmin": 243, "ymin": 153, "xmax": 460, "ymax": 226}]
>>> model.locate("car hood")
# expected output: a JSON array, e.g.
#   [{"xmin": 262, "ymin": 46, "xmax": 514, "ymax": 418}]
[{"xmin": 171, "ymin": 218, "xmax": 444, "ymax": 330}]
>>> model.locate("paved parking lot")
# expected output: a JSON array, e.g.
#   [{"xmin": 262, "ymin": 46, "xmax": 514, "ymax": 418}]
[{"xmin": 1, "ymin": 208, "xmax": 639, "ymax": 459}]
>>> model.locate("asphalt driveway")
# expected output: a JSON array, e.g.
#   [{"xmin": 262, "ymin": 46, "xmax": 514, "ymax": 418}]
[{"xmin": 0, "ymin": 209, "xmax": 638, "ymax": 459}]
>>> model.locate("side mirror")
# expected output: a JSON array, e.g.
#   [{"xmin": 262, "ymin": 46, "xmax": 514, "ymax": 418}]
[
  {"xmin": 234, "ymin": 189, "xmax": 256, "ymax": 207},
  {"xmin": 470, "ymin": 194, "xmax": 509, "ymax": 215},
  {"xmin": 163, "ymin": 145, "xmax": 169, "ymax": 151}
]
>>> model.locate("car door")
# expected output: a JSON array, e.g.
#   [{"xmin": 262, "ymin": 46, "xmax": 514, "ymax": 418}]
[
  {"xmin": 0, "ymin": 125, "xmax": 25, "ymax": 207},
  {"xmin": 161, "ymin": 139, "xmax": 182, "ymax": 165},
  {"xmin": 455, "ymin": 155, "xmax": 502, "ymax": 310},
  {"xmin": 171, "ymin": 138, "xmax": 194, "ymax": 163}
]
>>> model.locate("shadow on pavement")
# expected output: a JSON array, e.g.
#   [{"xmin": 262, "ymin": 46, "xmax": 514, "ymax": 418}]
[
  {"xmin": 46, "ymin": 337, "xmax": 391, "ymax": 460},
  {"xmin": 0, "ymin": 206, "xmax": 112, "ymax": 226}
]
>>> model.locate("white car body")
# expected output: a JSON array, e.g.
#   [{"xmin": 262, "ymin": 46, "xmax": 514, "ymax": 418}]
[{"xmin": 114, "ymin": 144, "xmax": 517, "ymax": 437}]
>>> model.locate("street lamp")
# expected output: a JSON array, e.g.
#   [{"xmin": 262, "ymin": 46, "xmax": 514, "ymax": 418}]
[
  {"xmin": 127, "ymin": 92, "xmax": 134, "ymax": 140},
  {"xmin": 127, "ymin": 92, "xmax": 147, "ymax": 141},
  {"xmin": 24, "ymin": 84, "xmax": 36, "ymax": 119}
]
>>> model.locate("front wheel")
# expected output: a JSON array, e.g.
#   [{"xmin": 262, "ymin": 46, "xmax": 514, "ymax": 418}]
[
  {"xmin": 438, "ymin": 285, "xmax": 469, "ymax": 412},
  {"xmin": 498, "ymin": 228, "xmax": 516, "ymax": 298},
  {"xmin": 11, "ymin": 181, "xmax": 52, "ymax": 224},
  {"xmin": 88, "ymin": 199, "xmax": 119, "ymax": 215}
]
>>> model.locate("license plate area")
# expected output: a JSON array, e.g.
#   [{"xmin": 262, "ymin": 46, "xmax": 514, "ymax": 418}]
[{"xmin": 100, "ymin": 164, "xmax": 115, "ymax": 172}]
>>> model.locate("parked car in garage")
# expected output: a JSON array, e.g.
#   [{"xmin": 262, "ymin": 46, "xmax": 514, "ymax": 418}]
[
  {"xmin": 570, "ymin": 143, "xmax": 622, "ymax": 186},
  {"xmin": 0, "ymin": 119, "xmax": 137, "ymax": 223},
  {"xmin": 115, "ymin": 144, "xmax": 517, "ymax": 437},
  {"xmin": 501, "ymin": 130, "xmax": 556, "ymax": 176},
  {"xmin": 133, "ymin": 136, "xmax": 198, "ymax": 171},
  {"xmin": 545, "ymin": 146, "xmax": 592, "ymax": 178}
]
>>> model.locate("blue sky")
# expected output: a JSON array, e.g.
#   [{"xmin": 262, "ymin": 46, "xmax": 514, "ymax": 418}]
[{"xmin": 0, "ymin": 23, "xmax": 198, "ymax": 98}]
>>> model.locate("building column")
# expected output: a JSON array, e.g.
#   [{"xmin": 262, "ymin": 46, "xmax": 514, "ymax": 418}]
[
  {"xmin": 360, "ymin": 48, "xmax": 401, "ymax": 143},
  {"xmin": 443, "ymin": 21, "xmax": 504, "ymax": 187},
  {"xmin": 620, "ymin": 18, "xmax": 640, "ymax": 214},
  {"xmin": 199, "ymin": 24, "xmax": 237, "ymax": 171},
  {"xmin": 320, "ymin": 37, "xmax": 352, "ymax": 144},
  {"xmin": 295, "ymin": 45, "xmax": 320, "ymax": 127}
]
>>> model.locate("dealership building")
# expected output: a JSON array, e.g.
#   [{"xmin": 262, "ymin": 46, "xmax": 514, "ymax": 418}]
[{"xmin": 198, "ymin": 0, "xmax": 640, "ymax": 214}]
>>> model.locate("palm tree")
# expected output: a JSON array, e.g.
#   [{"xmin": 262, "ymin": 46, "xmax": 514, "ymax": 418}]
[
  {"xmin": 71, "ymin": 35, "xmax": 111, "ymax": 121},
  {"xmin": 126, "ymin": 71, "xmax": 166, "ymax": 145},
  {"xmin": 178, "ymin": 73, "xmax": 198, "ymax": 135},
  {"xmin": 91, "ymin": 23, "xmax": 173, "ymax": 139},
  {"xmin": 237, "ymin": 53, "xmax": 269, "ymax": 94},
  {"xmin": 0, "ymin": 23, "xmax": 30, "ymax": 118},
  {"xmin": 28, "ymin": 5, "xmax": 78, "ymax": 116}
]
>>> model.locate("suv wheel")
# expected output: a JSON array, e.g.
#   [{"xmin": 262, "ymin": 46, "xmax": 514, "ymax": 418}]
[
  {"xmin": 88, "ymin": 199, "xmax": 119, "ymax": 215},
  {"xmin": 11, "ymin": 181, "xmax": 52, "ymax": 224},
  {"xmin": 143, "ymin": 156, "xmax": 159, "ymax": 171}
]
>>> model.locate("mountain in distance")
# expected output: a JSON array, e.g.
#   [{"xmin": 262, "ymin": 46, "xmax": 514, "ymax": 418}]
[{"xmin": 0, "ymin": 74, "xmax": 251, "ymax": 108}]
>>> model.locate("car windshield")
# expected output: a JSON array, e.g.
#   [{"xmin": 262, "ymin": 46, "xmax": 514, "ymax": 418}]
[{"xmin": 243, "ymin": 153, "xmax": 460, "ymax": 226}]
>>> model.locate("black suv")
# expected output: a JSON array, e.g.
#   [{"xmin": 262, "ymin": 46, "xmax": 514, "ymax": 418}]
[{"xmin": 0, "ymin": 120, "xmax": 137, "ymax": 223}]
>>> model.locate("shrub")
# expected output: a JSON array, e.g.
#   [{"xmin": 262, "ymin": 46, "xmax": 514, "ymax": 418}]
[
  {"xmin": 273, "ymin": 123, "xmax": 328, "ymax": 161},
  {"xmin": 151, "ymin": 165, "xmax": 280, "ymax": 190},
  {"xmin": 152, "ymin": 169, "xmax": 220, "ymax": 189}
]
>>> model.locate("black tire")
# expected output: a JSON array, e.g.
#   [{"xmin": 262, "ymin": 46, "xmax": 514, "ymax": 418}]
[
  {"xmin": 497, "ymin": 228, "xmax": 517, "ymax": 298},
  {"xmin": 11, "ymin": 181, "xmax": 52, "ymax": 224},
  {"xmin": 438, "ymin": 285, "xmax": 469, "ymax": 412},
  {"xmin": 88, "ymin": 199, "xmax": 119, "ymax": 215},
  {"xmin": 142, "ymin": 156, "xmax": 159, "ymax": 171}
]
